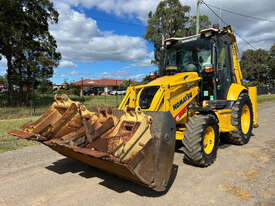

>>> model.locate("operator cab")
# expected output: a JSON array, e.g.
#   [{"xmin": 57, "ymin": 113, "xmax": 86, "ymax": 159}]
[
  {"xmin": 165, "ymin": 35, "xmax": 211, "ymax": 74},
  {"xmin": 164, "ymin": 26, "xmax": 236, "ymax": 104}
]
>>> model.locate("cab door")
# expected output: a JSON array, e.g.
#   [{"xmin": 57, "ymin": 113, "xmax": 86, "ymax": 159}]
[{"xmin": 216, "ymin": 35, "xmax": 235, "ymax": 100}]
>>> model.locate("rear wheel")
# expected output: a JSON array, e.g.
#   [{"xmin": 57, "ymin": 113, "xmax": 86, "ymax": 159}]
[
  {"xmin": 182, "ymin": 114, "xmax": 219, "ymax": 167},
  {"xmin": 225, "ymin": 93, "xmax": 253, "ymax": 145}
]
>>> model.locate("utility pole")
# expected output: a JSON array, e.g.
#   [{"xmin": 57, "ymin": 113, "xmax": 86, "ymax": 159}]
[
  {"xmin": 80, "ymin": 77, "xmax": 83, "ymax": 98},
  {"xmin": 196, "ymin": 0, "xmax": 201, "ymax": 34},
  {"xmin": 219, "ymin": 7, "xmax": 222, "ymax": 27}
]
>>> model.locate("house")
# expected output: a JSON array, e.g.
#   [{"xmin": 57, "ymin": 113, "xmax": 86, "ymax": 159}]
[{"xmin": 73, "ymin": 79, "xmax": 124, "ymax": 93}]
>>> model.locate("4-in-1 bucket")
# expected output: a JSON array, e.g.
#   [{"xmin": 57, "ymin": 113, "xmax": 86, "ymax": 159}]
[{"xmin": 8, "ymin": 94, "xmax": 176, "ymax": 191}]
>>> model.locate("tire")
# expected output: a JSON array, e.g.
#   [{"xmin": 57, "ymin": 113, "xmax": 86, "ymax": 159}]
[
  {"xmin": 182, "ymin": 114, "xmax": 220, "ymax": 167},
  {"xmin": 225, "ymin": 93, "xmax": 253, "ymax": 145}
]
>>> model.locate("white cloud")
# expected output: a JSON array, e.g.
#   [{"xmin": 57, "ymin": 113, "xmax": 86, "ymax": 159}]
[
  {"xmin": 129, "ymin": 73, "xmax": 145, "ymax": 81},
  {"xmin": 51, "ymin": 0, "xmax": 275, "ymax": 72},
  {"xmin": 58, "ymin": 60, "xmax": 78, "ymax": 68},
  {"xmin": 124, "ymin": 52, "xmax": 154, "ymax": 68},
  {"xmin": 197, "ymin": 0, "xmax": 275, "ymax": 51},
  {"xmin": 50, "ymin": 2, "xmax": 150, "ymax": 65},
  {"xmin": 59, "ymin": 34, "xmax": 148, "ymax": 62},
  {"xmin": 99, "ymin": 71, "xmax": 145, "ymax": 81},
  {"xmin": 55, "ymin": 0, "xmax": 275, "ymax": 52},
  {"xmin": 100, "ymin": 70, "xmax": 130, "ymax": 79},
  {"xmin": 0, "ymin": 57, "xmax": 7, "ymax": 70},
  {"xmin": 54, "ymin": 0, "xmax": 160, "ymax": 22},
  {"xmin": 69, "ymin": 71, "xmax": 78, "ymax": 76},
  {"xmin": 0, "ymin": 58, "xmax": 7, "ymax": 75}
]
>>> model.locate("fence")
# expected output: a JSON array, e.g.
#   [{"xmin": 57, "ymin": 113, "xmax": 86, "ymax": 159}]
[
  {"xmin": 0, "ymin": 92, "xmax": 125, "ymax": 119},
  {"xmin": 257, "ymin": 87, "xmax": 275, "ymax": 95},
  {"xmin": 1, "ymin": 87, "xmax": 274, "ymax": 120}
]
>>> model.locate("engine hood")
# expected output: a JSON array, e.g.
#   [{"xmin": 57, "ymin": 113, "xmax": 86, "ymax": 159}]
[{"xmin": 146, "ymin": 72, "xmax": 200, "ymax": 87}]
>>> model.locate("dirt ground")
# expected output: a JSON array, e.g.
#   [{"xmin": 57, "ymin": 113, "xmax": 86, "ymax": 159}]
[{"xmin": 0, "ymin": 101, "xmax": 274, "ymax": 206}]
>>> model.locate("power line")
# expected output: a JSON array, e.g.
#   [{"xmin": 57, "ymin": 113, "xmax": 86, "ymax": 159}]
[
  {"xmin": 235, "ymin": 32, "xmax": 257, "ymax": 50},
  {"xmin": 206, "ymin": 3, "xmax": 275, "ymax": 23},
  {"xmin": 201, "ymin": 1, "xmax": 257, "ymax": 50},
  {"xmin": 201, "ymin": 1, "xmax": 229, "ymax": 26}
]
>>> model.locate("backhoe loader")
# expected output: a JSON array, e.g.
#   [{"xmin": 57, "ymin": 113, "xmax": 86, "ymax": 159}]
[{"xmin": 9, "ymin": 26, "xmax": 258, "ymax": 192}]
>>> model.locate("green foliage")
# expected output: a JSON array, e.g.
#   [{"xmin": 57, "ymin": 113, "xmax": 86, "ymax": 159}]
[
  {"xmin": 0, "ymin": 0, "xmax": 61, "ymax": 104},
  {"xmin": 141, "ymin": 75, "xmax": 153, "ymax": 83},
  {"xmin": 241, "ymin": 48, "xmax": 274, "ymax": 86},
  {"xmin": 268, "ymin": 43, "xmax": 275, "ymax": 81},
  {"xmin": 66, "ymin": 83, "xmax": 80, "ymax": 96},
  {"xmin": 120, "ymin": 80, "xmax": 132, "ymax": 90},
  {"xmin": 257, "ymin": 94, "xmax": 275, "ymax": 103},
  {"xmin": 144, "ymin": 0, "xmax": 211, "ymax": 71},
  {"xmin": 54, "ymin": 89, "xmax": 68, "ymax": 95},
  {"xmin": 145, "ymin": 0, "xmax": 191, "ymax": 44},
  {"xmin": 0, "ymin": 75, "xmax": 7, "ymax": 83},
  {"xmin": 188, "ymin": 15, "xmax": 212, "ymax": 35},
  {"xmin": 36, "ymin": 80, "xmax": 53, "ymax": 94}
]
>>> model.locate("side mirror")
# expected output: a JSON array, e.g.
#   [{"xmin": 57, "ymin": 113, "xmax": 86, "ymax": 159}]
[{"xmin": 203, "ymin": 64, "xmax": 214, "ymax": 73}]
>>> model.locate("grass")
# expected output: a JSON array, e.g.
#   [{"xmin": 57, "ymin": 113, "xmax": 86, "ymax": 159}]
[
  {"xmin": 0, "ymin": 106, "xmax": 49, "ymax": 120},
  {"xmin": 0, "ymin": 117, "xmax": 39, "ymax": 153},
  {"xmin": 257, "ymin": 94, "xmax": 275, "ymax": 104},
  {"xmin": 0, "ymin": 94, "xmax": 274, "ymax": 153},
  {"xmin": 84, "ymin": 95, "xmax": 124, "ymax": 109},
  {"xmin": 0, "ymin": 94, "xmax": 124, "ymax": 120},
  {"xmin": 0, "ymin": 95, "xmax": 124, "ymax": 153}
]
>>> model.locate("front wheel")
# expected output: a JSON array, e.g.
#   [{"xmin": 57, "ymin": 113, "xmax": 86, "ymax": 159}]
[
  {"xmin": 182, "ymin": 114, "xmax": 220, "ymax": 167},
  {"xmin": 225, "ymin": 93, "xmax": 253, "ymax": 145}
]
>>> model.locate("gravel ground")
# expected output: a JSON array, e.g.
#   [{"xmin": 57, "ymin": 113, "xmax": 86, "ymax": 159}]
[{"xmin": 0, "ymin": 101, "xmax": 274, "ymax": 206}]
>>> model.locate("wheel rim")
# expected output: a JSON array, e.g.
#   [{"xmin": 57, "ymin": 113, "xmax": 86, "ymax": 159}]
[
  {"xmin": 241, "ymin": 104, "xmax": 251, "ymax": 135},
  {"xmin": 203, "ymin": 126, "xmax": 215, "ymax": 155}
]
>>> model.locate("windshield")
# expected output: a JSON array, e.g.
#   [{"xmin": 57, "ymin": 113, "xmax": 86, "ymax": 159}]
[{"xmin": 165, "ymin": 38, "xmax": 212, "ymax": 74}]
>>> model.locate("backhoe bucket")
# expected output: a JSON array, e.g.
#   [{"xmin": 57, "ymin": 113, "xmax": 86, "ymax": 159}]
[{"xmin": 8, "ymin": 94, "xmax": 176, "ymax": 191}]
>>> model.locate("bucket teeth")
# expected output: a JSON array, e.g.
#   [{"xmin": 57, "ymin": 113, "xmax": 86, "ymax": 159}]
[{"xmin": 8, "ymin": 94, "xmax": 176, "ymax": 191}]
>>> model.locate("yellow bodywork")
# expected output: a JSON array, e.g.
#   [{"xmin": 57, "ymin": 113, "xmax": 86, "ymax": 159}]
[
  {"xmin": 203, "ymin": 126, "xmax": 215, "ymax": 154},
  {"xmin": 119, "ymin": 27, "xmax": 258, "ymax": 140},
  {"xmin": 119, "ymin": 72, "xmax": 200, "ymax": 122},
  {"xmin": 119, "ymin": 73, "xmax": 242, "ymax": 140},
  {"xmin": 7, "ymin": 26, "xmax": 258, "ymax": 191},
  {"xmin": 248, "ymin": 86, "xmax": 258, "ymax": 127}
]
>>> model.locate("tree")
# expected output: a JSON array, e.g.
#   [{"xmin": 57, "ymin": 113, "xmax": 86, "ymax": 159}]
[
  {"xmin": 0, "ymin": 75, "xmax": 7, "ymax": 84},
  {"xmin": 0, "ymin": 0, "xmax": 61, "ymax": 104},
  {"xmin": 144, "ymin": 0, "xmax": 211, "ymax": 73},
  {"xmin": 240, "ymin": 49, "xmax": 270, "ymax": 85},
  {"xmin": 268, "ymin": 43, "xmax": 275, "ymax": 82},
  {"xmin": 120, "ymin": 80, "xmax": 132, "ymax": 90},
  {"xmin": 188, "ymin": 15, "xmax": 212, "ymax": 35}
]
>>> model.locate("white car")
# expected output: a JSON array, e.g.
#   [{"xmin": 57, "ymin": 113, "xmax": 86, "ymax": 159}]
[
  {"xmin": 109, "ymin": 90, "xmax": 126, "ymax": 95},
  {"xmin": 0, "ymin": 88, "xmax": 8, "ymax": 93}
]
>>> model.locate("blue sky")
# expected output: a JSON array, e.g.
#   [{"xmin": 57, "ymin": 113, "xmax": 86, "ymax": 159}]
[
  {"xmin": 0, "ymin": 0, "xmax": 274, "ymax": 84},
  {"xmin": 49, "ymin": 0, "xmax": 159, "ymax": 84}
]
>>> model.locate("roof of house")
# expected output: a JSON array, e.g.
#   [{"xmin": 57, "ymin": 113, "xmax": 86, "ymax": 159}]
[{"xmin": 73, "ymin": 79, "xmax": 124, "ymax": 87}]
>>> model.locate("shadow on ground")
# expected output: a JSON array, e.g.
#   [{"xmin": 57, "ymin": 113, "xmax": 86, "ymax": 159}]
[{"xmin": 46, "ymin": 157, "xmax": 178, "ymax": 197}]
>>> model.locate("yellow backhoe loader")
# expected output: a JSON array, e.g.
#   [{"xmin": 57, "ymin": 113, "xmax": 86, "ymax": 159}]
[{"xmin": 9, "ymin": 26, "xmax": 258, "ymax": 192}]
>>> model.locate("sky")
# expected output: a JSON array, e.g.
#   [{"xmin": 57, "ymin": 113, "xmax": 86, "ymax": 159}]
[{"xmin": 0, "ymin": 0, "xmax": 275, "ymax": 83}]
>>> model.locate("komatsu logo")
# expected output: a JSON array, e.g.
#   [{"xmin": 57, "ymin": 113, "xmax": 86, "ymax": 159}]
[{"xmin": 173, "ymin": 92, "xmax": 192, "ymax": 110}]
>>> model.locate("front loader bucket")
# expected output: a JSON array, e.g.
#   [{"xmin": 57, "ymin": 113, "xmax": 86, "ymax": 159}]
[{"xmin": 8, "ymin": 94, "xmax": 176, "ymax": 191}]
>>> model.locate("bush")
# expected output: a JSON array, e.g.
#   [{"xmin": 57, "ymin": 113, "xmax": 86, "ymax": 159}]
[{"xmin": 37, "ymin": 83, "xmax": 53, "ymax": 94}]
